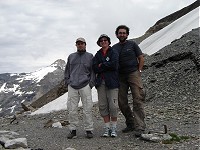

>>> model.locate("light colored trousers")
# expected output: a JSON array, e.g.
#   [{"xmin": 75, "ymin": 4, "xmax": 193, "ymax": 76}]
[
  {"xmin": 97, "ymin": 82, "xmax": 119, "ymax": 117},
  {"xmin": 67, "ymin": 84, "xmax": 94, "ymax": 131}
]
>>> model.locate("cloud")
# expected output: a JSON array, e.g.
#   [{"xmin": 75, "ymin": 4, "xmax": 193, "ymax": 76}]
[{"xmin": 0, "ymin": 0, "xmax": 195, "ymax": 73}]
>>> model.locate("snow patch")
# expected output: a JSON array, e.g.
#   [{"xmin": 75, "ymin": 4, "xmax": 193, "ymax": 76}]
[
  {"xmin": 16, "ymin": 66, "xmax": 57, "ymax": 83},
  {"xmin": 31, "ymin": 88, "xmax": 98, "ymax": 115},
  {"xmin": 8, "ymin": 105, "xmax": 16, "ymax": 113},
  {"xmin": 139, "ymin": 7, "xmax": 199, "ymax": 55}
]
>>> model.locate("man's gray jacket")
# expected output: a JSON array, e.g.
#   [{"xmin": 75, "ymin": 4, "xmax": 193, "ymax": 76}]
[{"xmin": 64, "ymin": 51, "xmax": 95, "ymax": 89}]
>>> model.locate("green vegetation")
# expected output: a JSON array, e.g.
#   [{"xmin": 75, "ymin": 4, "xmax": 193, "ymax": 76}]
[{"xmin": 162, "ymin": 133, "xmax": 190, "ymax": 144}]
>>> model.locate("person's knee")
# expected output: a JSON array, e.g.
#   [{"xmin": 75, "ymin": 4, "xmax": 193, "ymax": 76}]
[
  {"xmin": 110, "ymin": 110, "xmax": 118, "ymax": 118},
  {"xmin": 133, "ymin": 102, "xmax": 144, "ymax": 110},
  {"xmin": 100, "ymin": 111, "xmax": 109, "ymax": 117}
]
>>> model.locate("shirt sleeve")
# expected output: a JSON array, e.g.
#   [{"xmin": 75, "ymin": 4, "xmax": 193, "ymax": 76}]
[
  {"xmin": 89, "ymin": 54, "xmax": 95, "ymax": 88},
  {"xmin": 133, "ymin": 41, "xmax": 143, "ymax": 57}
]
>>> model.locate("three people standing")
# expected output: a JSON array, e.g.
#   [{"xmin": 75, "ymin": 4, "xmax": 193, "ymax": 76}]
[{"xmin": 64, "ymin": 25, "xmax": 146, "ymax": 139}]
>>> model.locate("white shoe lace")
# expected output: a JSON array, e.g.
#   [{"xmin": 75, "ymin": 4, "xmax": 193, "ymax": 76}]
[
  {"xmin": 110, "ymin": 127, "xmax": 117, "ymax": 137},
  {"xmin": 103, "ymin": 127, "xmax": 110, "ymax": 137}
]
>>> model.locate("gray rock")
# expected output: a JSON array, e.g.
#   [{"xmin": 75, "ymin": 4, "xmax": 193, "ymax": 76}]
[
  {"xmin": 4, "ymin": 138, "xmax": 27, "ymax": 149},
  {"xmin": 52, "ymin": 122, "xmax": 62, "ymax": 128},
  {"xmin": 141, "ymin": 133, "xmax": 172, "ymax": 142}
]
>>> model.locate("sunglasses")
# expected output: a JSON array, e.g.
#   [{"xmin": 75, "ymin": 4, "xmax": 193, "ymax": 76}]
[{"xmin": 100, "ymin": 39, "xmax": 108, "ymax": 42}]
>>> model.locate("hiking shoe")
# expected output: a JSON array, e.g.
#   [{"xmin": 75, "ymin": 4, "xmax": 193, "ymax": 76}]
[
  {"xmin": 86, "ymin": 131, "xmax": 93, "ymax": 139},
  {"xmin": 102, "ymin": 127, "xmax": 110, "ymax": 137},
  {"xmin": 110, "ymin": 127, "xmax": 117, "ymax": 137},
  {"xmin": 122, "ymin": 126, "xmax": 134, "ymax": 133},
  {"xmin": 67, "ymin": 130, "xmax": 77, "ymax": 139},
  {"xmin": 134, "ymin": 129, "xmax": 145, "ymax": 137}
]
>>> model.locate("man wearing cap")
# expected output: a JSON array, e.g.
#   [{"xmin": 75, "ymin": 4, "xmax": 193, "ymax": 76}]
[{"xmin": 64, "ymin": 37, "xmax": 95, "ymax": 139}]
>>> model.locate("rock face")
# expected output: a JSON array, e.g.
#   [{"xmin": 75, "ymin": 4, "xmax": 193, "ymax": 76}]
[
  {"xmin": 0, "ymin": 59, "xmax": 66, "ymax": 117},
  {"xmin": 0, "ymin": 130, "xmax": 28, "ymax": 149},
  {"xmin": 142, "ymin": 27, "xmax": 199, "ymax": 107},
  {"xmin": 28, "ymin": 79, "xmax": 67, "ymax": 109}
]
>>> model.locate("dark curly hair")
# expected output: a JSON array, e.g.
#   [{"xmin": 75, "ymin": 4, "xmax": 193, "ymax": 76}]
[{"xmin": 115, "ymin": 25, "xmax": 130, "ymax": 35}]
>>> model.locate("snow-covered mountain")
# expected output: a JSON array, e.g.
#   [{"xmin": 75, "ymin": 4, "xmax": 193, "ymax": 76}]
[{"xmin": 0, "ymin": 59, "xmax": 66, "ymax": 116}]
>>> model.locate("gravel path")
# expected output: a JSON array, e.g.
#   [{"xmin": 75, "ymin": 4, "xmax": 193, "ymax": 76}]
[{"xmin": 0, "ymin": 101, "xmax": 199, "ymax": 150}]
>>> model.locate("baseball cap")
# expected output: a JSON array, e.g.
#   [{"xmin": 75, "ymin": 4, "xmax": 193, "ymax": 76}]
[{"xmin": 76, "ymin": 37, "xmax": 86, "ymax": 43}]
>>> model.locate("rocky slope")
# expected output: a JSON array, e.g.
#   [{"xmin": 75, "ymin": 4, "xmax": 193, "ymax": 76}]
[
  {"xmin": 143, "ymin": 27, "xmax": 200, "ymax": 104},
  {"xmin": 0, "ymin": 100, "xmax": 199, "ymax": 150}
]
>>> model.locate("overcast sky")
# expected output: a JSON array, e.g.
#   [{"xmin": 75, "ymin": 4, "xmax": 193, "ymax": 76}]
[{"xmin": 0, "ymin": 0, "xmax": 196, "ymax": 73}]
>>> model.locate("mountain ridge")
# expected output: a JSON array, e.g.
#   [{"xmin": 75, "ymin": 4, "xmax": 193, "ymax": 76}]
[{"xmin": 133, "ymin": 0, "xmax": 199, "ymax": 44}]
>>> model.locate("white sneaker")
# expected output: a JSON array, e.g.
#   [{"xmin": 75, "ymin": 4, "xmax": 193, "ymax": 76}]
[
  {"xmin": 103, "ymin": 127, "xmax": 110, "ymax": 137},
  {"xmin": 110, "ymin": 127, "xmax": 117, "ymax": 137}
]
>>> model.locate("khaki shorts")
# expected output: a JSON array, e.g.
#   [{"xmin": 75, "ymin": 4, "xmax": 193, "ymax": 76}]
[{"xmin": 97, "ymin": 82, "xmax": 119, "ymax": 117}]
